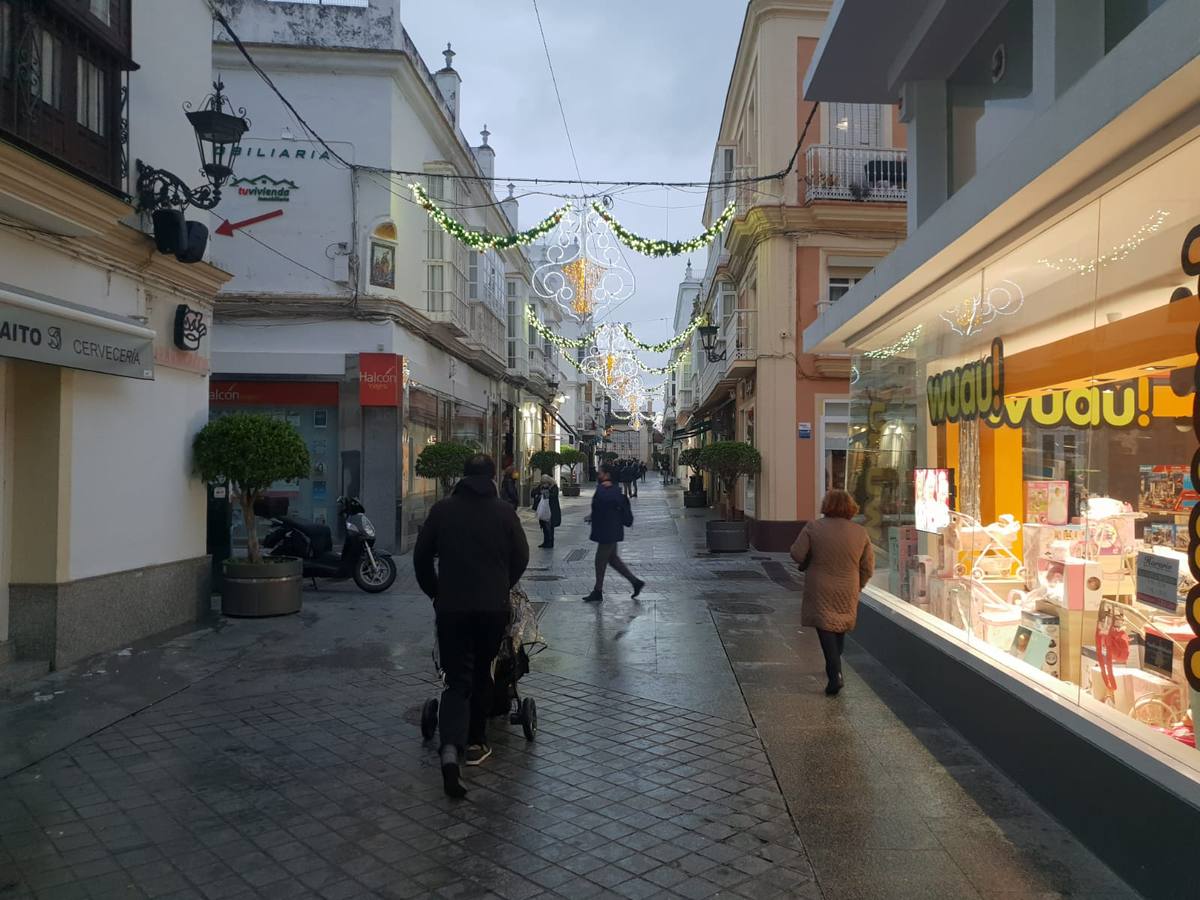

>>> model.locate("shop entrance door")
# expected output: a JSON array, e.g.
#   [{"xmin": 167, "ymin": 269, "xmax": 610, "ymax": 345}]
[{"xmin": 0, "ymin": 360, "xmax": 9, "ymax": 648}]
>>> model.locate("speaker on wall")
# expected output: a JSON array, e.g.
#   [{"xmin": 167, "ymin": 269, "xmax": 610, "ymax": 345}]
[
  {"xmin": 175, "ymin": 220, "xmax": 209, "ymax": 264},
  {"xmin": 151, "ymin": 209, "xmax": 186, "ymax": 255}
]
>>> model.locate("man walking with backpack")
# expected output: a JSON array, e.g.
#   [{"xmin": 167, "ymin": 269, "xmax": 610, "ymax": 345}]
[
  {"xmin": 583, "ymin": 464, "xmax": 645, "ymax": 603},
  {"xmin": 413, "ymin": 454, "xmax": 529, "ymax": 798}
]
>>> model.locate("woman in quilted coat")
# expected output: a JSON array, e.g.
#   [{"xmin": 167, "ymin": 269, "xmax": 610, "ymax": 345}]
[{"xmin": 789, "ymin": 490, "xmax": 875, "ymax": 696}]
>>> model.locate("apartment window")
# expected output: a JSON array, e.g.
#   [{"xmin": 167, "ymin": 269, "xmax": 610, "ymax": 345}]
[
  {"xmin": 468, "ymin": 250, "xmax": 479, "ymax": 300},
  {"xmin": 426, "ymin": 174, "xmax": 446, "ymax": 201},
  {"xmin": 506, "ymin": 279, "xmax": 516, "ymax": 299},
  {"xmin": 76, "ymin": 58, "xmax": 106, "ymax": 135},
  {"xmin": 38, "ymin": 30, "xmax": 62, "ymax": 108},
  {"xmin": 427, "ymin": 264, "xmax": 444, "ymax": 297},
  {"xmin": 827, "ymin": 103, "xmax": 881, "ymax": 147},
  {"xmin": 88, "ymin": 0, "xmax": 111, "ymax": 24},
  {"xmin": 427, "ymin": 227, "xmax": 444, "ymax": 261},
  {"xmin": 828, "ymin": 276, "xmax": 860, "ymax": 304}
]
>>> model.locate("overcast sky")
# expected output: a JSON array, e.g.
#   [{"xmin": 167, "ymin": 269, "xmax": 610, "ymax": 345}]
[{"xmin": 401, "ymin": 0, "xmax": 747, "ymax": 374}]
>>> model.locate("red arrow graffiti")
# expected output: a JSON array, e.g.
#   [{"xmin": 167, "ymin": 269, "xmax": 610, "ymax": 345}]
[{"xmin": 215, "ymin": 208, "xmax": 284, "ymax": 236}]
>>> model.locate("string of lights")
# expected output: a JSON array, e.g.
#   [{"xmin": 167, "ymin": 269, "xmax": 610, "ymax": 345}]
[
  {"xmin": 410, "ymin": 183, "xmax": 568, "ymax": 250},
  {"xmin": 592, "ymin": 201, "xmax": 736, "ymax": 257}
]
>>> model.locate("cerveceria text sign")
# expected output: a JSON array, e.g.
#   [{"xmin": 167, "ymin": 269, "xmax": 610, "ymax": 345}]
[{"xmin": 0, "ymin": 294, "xmax": 152, "ymax": 380}]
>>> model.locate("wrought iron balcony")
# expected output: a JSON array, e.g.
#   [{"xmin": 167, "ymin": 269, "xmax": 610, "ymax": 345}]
[
  {"xmin": 0, "ymin": 0, "xmax": 134, "ymax": 193},
  {"xmin": 805, "ymin": 145, "xmax": 907, "ymax": 204}
]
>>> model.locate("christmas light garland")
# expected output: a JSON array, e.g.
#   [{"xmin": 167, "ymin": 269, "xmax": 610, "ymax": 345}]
[
  {"xmin": 524, "ymin": 306, "xmax": 707, "ymax": 355},
  {"xmin": 591, "ymin": 200, "xmax": 736, "ymax": 258},
  {"xmin": 410, "ymin": 183, "xmax": 569, "ymax": 251},
  {"xmin": 620, "ymin": 315, "xmax": 706, "ymax": 352}
]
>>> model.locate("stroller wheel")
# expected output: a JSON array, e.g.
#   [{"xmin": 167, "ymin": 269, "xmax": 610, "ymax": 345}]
[
  {"xmin": 519, "ymin": 697, "xmax": 537, "ymax": 741},
  {"xmin": 420, "ymin": 698, "xmax": 439, "ymax": 741}
]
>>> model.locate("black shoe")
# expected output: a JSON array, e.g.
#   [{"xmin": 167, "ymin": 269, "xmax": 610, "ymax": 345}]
[
  {"xmin": 536, "ymin": 544, "xmax": 548, "ymax": 549},
  {"xmin": 631, "ymin": 578, "xmax": 645, "ymax": 599},
  {"xmin": 825, "ymin": 673, "xmax": 844, "ymax": 696},
  {"xmin": 583, "ymin": 592, "xmax": 603, "ymax": 602}
]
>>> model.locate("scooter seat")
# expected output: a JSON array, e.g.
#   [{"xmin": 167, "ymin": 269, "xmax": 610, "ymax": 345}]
[{"xmin": 279, "ymin": 516, "xmax": 333, "ymax": 556}]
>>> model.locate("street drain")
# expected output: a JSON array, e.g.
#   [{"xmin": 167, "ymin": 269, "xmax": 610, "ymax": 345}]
[
  {"xmin": 524, "ymin": 575, "xmax": 563, "ymax": 581},
  {"xmin": 712, "ymin": 570, "xmax": 767, "ymax": 580},
  {"xmin": 708, "ymin": 600, "xmax": 775, "ymax": 615},
  {"xmin": 565, "ymin": 549, "xmax": 588, "ymax": 562}
]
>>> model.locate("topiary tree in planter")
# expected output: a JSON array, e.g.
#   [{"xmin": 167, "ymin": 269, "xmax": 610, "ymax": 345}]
[
  {"xmin": 558, "ymin": 447, "xmax": 585, "ymax": 481},
  {"xmin": 416, "ymin": 441, "xmax": 475, "ymax": 495},
  {"xmin": 699, "ymin": 441, "xmax": 762, "ymax": 520},
  {"xmin": 529, "ymin": 449, "xmax": 561, "ymax": 477},
  {"xmin": 599, "ymin": 450, "xmax": 618, "ymax": 463},
  {"xmin": 678, "ymin": 447, "xmax": 706, "ymax": 503},
  {"xmin": 193, "ymin": 413, "xmax": 310, "ymax": 564}
]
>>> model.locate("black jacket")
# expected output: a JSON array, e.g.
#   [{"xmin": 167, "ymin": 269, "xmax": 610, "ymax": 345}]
[
  {"xmin": 500, "ymin": 475, "xmax": 519, "ymax": 507},
  {"xmin": 530, "ymin": 482, "xmax": 562, "ymax": 527},
  {"xmin": 413, "ymin": 475, "xmax": 530, "ymax": 613},
  {"xmin": 589, "ymin": 482, "xmax": 628, "ymax": 544}
]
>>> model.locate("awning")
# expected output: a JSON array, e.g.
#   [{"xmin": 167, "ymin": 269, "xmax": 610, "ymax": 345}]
[
  {"xmin": 0, "ymin": 282, "xmax": 155, "ymax": 380},
  {"xmin": 547, "ymin": 407, "xmax": 577, "ymax": 439},
  {"xmin": 672, "ymin": 419, "xmax": 712, "ymax": 441}
]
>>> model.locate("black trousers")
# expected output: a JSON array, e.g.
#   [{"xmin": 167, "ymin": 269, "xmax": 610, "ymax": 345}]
[
  {"xmin": 816, "ymin": 628, "xmax": 845, "ymax": 684},
  {"xmin": 539, "ymin": 521, "xmax": 555, "ymax": 547},
  {"xmin": 594, "ymin": 543, "xmax": 636, "ymax": 593},
  {"xmin": 436, "ymin": 610, "xmax": 508, "ymax": 752}
]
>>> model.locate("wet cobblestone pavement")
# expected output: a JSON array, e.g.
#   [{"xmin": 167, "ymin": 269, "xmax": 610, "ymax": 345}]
[{"xmin": 0, "ymin": 483, "xmax": 1139, "ymax": 899}]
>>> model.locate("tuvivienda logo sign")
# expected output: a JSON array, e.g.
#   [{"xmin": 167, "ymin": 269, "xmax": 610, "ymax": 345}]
[
  {"xmin": 230, "ymin": 174, "xmax": 298, "ymax": 202},
  {"xmin": 927, "ymin": 337, "xmax": 1156, "ymax": 430},
  {"xmin": 359, "ymin": 353, "xmax": 402, "ymax": 407}
]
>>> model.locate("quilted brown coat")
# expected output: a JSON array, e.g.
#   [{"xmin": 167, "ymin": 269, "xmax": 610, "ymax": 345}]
[{"xmin": 789, "ymin": 517, "xmax": 875, "ymax": 633}]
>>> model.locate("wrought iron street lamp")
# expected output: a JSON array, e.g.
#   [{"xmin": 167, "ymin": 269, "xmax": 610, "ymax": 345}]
[
  {"xmin": 136, "ymin": 82, "xmax": 249, "ymax": 213},
  {"xmin": 698, "ymin": 323, "xmax": 726, "ymax": 362}
]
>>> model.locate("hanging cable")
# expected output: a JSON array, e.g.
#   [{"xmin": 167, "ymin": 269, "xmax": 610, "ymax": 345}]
[{"xmin": 532, "ymin": 0, "xmax": 584, "ymax": 192}]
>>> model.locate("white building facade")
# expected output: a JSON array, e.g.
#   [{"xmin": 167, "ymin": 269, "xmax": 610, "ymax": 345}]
[
  {"xmin": 0, "ymin": 0, "xmax": 229, "ymax": 676},
  {"xmin": 208, "ymin": 0, "xmax": 564, "ymax": 551}
]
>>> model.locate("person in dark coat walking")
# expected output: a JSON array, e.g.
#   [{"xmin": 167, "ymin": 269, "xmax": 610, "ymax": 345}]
[
  {"xmin": 500, "ymin": 465, "xmax": 520, "ymax": 508},
  {"xmin": 582, "ymin": 464, "xmax": 644, "ymax": 602},
  {"xmin": 530, "ymin": 473, "xmax": 562, "ymax": 548},
  {"xmin": 414, "ymin": 454, "xmax": 530, "ymax": 797},
  {"xmin": 639, "ymin": 461, "xmax": 647, "ymax": 483}
]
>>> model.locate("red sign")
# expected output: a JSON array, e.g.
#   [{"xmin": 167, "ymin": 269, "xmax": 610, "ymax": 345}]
[
  {"xmin": 359, "ymin": 353, "xmax": 402, "ymax": 407},
  {"xmin": 209, "ymin": 380, "xmax": 339, "ymax": 406}
]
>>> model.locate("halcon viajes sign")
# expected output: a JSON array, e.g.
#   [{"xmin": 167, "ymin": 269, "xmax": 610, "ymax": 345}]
[{"xmin": 0, "ymin": 288, "xmax": 154, "ymax": 380}]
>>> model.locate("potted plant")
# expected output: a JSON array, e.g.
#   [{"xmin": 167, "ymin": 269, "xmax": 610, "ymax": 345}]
[
  {"xmin": 699, "ymin": 441, "xmax": 762, "ymax": 551},
  {"xmin": 415, "ymin": 441, "xmax": 476, "ymax": 495},
  {"xmin": 558, "ymin": 447, "xmax": 585, "ymax": 496},
  {"xmin": 193, "ymin": 413, "xmax": 311, "ymax": 616},
  {"xmin": 529, "ymin": 449, "xmax": 561, "ymax": 480},
  {"xmin": 599, "ymin": 450, "xmax": 618, "ymax": 464},
  {"xmin": 679, "ymin": 448, "xmax": 707, "ymax": 508}
]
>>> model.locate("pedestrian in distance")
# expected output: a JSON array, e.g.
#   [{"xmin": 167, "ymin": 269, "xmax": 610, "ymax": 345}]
[
  {"xmin": 583, "ymin": 464, "xmax": 645, "ymax": 603},
  {"xmin": 788, "ymin": 489, "xmax": 875, "ymax": 696},
  {"xmin": 617, "ymin": 459, "xmax": 632, "ymax": 498},
  {"xmin": 530, "ymin": 473, "xmax": 561, "ymax": 549},
  {"xmin": 500, "ymin": 465, "xmax": 520, "ymax": 508},
  {"xmin": 639, "ymin": 461, "xmax": 647, "ymax": 483},
  {"xmin": 414, "ymin": 453, "xmax": 530, "ymax": 798}
]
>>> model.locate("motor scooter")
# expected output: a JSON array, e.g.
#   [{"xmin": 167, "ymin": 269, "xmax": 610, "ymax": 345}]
[{"xmin": 261, "ymin": 496, "xmax": 397, "ymax": 593}]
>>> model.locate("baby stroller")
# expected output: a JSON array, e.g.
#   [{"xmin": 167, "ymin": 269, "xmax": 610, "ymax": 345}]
[{"xmin": 420, "ymin": 584, "xmax": 546, "ymax": 742}]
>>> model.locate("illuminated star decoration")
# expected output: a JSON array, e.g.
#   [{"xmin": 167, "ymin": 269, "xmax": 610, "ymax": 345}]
[
  {"xmin": 939, "ymin": 280, "xmax": 1024, "ymax": 337},
  {"xmin": 560, "ymin": 256, "xmax": 605, "ymax": 317}
]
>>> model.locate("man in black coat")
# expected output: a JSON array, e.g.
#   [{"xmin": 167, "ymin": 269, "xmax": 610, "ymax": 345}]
[
  {"xmin": 582, "ymin": 464, "xmax": 645, "ymax": 603},
  {"xmin": 414, "ymin": 453, "xmax": 529, "ymax": 798}
]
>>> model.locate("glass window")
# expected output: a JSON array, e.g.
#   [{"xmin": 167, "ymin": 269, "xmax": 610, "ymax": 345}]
[
  {"xmin": 947, "ymin": 0, "xmax": 1035, "ymax": 195},
  {"xmin": 427, "ymin": 227, "xmax": 444, "ymax": 261},
  {"xmin": 426, "ymin": 174, "xmax": 445, "ymax": 200},
  {"xmin": 827, "ymin": 102, "xmax": 882, "ymax": 147},
  {"xmin": 76, "ymin": 58, "xmax": 106, "ymax": 135},
  {"xmin": 88, "ymin": 0, "xmax": 110, "ymax": 24},
  {"xmin": 468, "ymin": 250, "xmax": 479, "ymax": 300},
  {"xmin": 38, "ymin": 30, "xmax": 61, "ymax": 108},
  {"xmin": 829, "ymin": 276, "xmax": 860, "ymax": 304},
  {"xmin": 1104, "ymin": 0, "xmax": 1168, "ymax": 53},
  {"xmin": 848, "ymin": 133, "xmax": 1200, "ymax": 777}
]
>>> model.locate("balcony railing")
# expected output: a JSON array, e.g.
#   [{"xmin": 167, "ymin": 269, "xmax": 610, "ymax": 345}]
[
  {"xmin": 426, "ymin": 291, "xmax": 468, "ymax": 335},
  {"xmin": 723, "ymin": 308, "xmax": 755, "ymax": 364},
  {"xmin": 805, "ymin": 145, "xmax": 907, "ymax": 203}
]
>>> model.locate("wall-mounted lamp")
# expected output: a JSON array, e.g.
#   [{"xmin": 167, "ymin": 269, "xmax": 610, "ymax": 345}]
[
  {"xmin": 136, "ymin": 82, "xmax": 249, "ymax": 263},
  {"xmin": 698, "ymin": 323, "xmax": 726, "ymax": 362}
]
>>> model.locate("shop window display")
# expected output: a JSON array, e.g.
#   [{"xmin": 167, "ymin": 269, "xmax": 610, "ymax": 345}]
[{"xmin": 847, "ymin": 135, "xmax": 1200, "ymax": 774}]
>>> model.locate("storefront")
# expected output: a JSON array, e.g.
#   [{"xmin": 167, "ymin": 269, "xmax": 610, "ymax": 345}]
[{"xmin": 845, "ymin": 135, "xmax": 1200, "ymax": 865}]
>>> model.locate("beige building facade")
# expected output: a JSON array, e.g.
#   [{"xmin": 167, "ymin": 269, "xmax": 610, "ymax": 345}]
[{"xmin": 675, "ymin": 0, "xmax": 906, "ymax": 549}]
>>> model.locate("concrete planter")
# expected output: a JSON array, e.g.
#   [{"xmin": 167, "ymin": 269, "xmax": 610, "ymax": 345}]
[
  {"xmin": 706, "ymin": 520, "xmax": 750, "ymax": 552},
  {"xmin": 561, "ymin": 483, "xmax": 581, "ymax": 497},
  {"xmin": 683, "ymin": 491, "xmax": 708, "ymax": 508},
  {"xmin": 221, "ymin": 557, "xmax": 302, "ymax": 617}
]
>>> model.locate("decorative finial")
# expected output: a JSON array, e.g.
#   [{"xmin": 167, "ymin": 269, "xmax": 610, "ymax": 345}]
[
  {"xmin": 443, "ymin": 43, "xmax": 456, "ymax": 69},
  {"xmin": 480, "ymin": 125, "xmax": 490, "ymax": 146},
  {"xmin": 685, "ymin": 259, "xmax": 694, "ymax": 279},
  {"xmin": 506, "ymin": 183, "xmax": 516, "ymax": 199}
]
